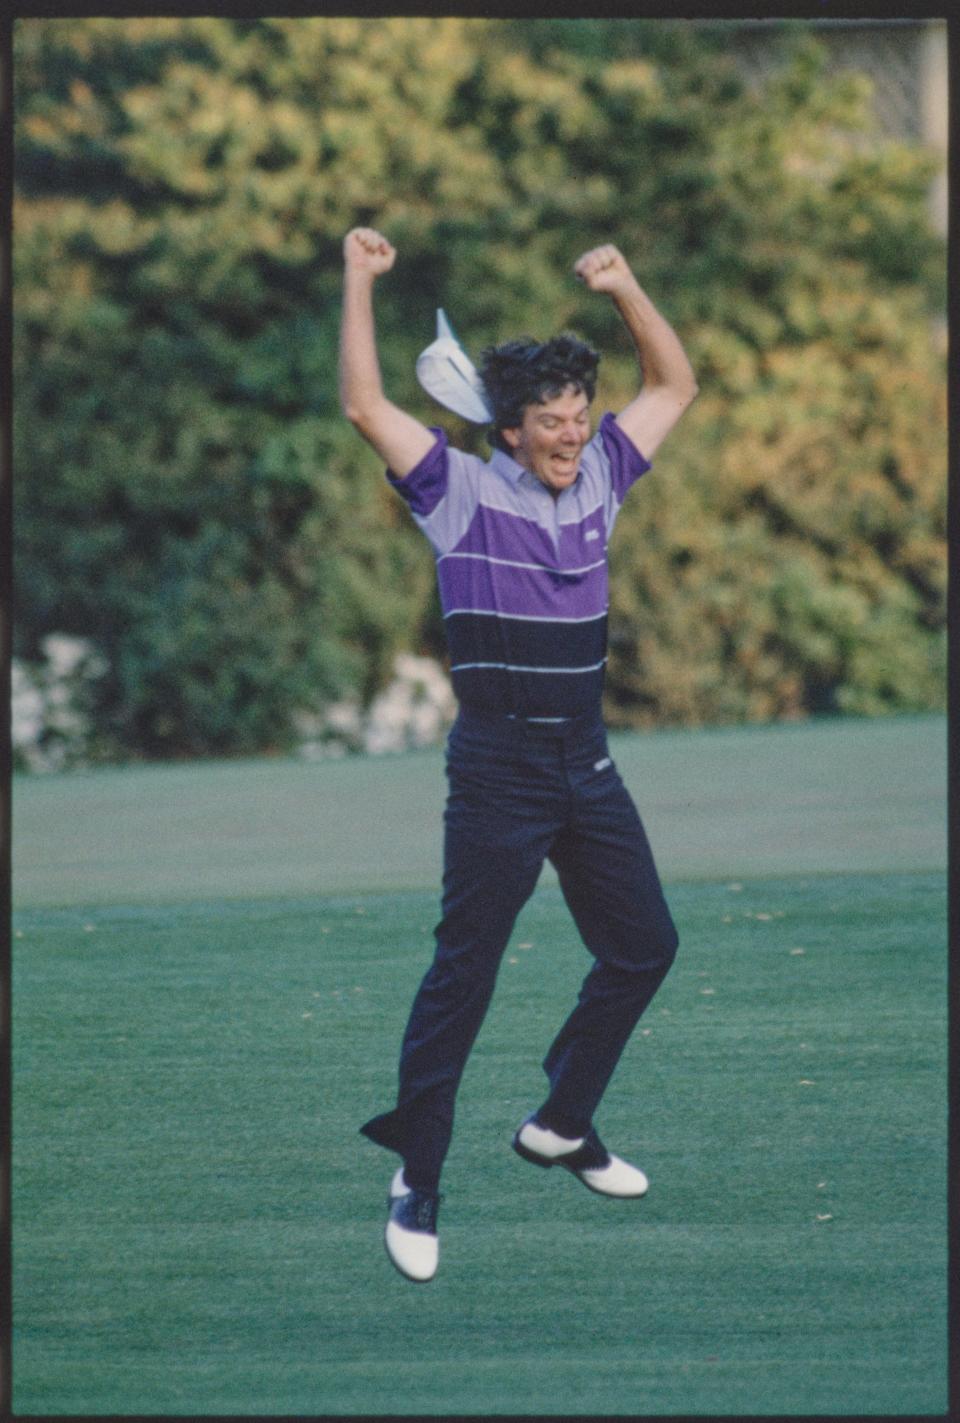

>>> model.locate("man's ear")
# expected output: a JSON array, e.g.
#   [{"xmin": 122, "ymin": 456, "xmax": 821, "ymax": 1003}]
[{"xmin": 501, "ymin": 426, "xmax": 521, "ymax": 451}]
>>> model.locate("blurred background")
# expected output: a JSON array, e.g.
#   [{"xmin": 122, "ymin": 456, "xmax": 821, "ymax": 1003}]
[{"xmin": 11, "ymin": 16, "xmax": 947, "ymax": 770}]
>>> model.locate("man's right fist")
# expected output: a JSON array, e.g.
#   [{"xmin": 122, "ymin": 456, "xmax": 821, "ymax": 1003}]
[{"xmin": 343, "ymin": 227, "xmax": 396, "ymax": 276}]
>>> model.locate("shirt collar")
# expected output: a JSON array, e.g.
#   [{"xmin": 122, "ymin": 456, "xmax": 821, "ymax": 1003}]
[
  {"xmin": 489, "ymin": 446, "xmax": 582, "ymax": 499},
  {"xmin": 489, "ymin": 447, "xmax": 526, "ymax": 485}
]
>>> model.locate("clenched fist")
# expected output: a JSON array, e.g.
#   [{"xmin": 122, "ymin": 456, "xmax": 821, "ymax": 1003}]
[
  {"xmin": 344, "ymin": 227, "xmax": 396, "ymax": 277},
  {"xmin": 573, "ymin": 244, "xmax": 637, "ymax": 296}
]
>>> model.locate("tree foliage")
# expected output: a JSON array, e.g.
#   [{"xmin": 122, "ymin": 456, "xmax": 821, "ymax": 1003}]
[{"xmin": 13, "ymin": 17, "xmax": 946, "ymax": 757}]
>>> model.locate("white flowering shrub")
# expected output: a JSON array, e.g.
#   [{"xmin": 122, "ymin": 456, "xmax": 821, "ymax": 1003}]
[
  {"xmin": 298, "ymin": 654, "xmax": 456, "ymax": 759},
  {"xmin": 12, "ymin": 635, "xmax": 108, "ymax": 771}
]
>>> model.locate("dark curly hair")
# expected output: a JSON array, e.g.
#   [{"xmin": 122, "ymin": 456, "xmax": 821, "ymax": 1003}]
[{"xmin": 479, "ymin": 334, "xmax": 600, "ymax": 451}]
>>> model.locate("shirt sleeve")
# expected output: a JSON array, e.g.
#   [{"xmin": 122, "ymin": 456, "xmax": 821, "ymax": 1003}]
[
  {"xmin": 386, "ymin": 428, "xmax": 449, "ymax": 517},
  {"xmin": 598, "ymin": 412, "xmax": 651, "ymax": 505},
  {"xmin": 385, "ymin": 430, "xmax": 483, "ymax": 556}
]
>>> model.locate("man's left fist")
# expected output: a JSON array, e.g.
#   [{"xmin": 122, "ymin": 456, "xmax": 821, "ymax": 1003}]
[{"xmin": 573, "ymin": 244, "xmax": 635, "ymax": 295}]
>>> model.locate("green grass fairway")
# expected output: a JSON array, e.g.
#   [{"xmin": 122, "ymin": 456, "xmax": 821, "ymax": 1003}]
[{"xmin": 11, "ymin": 715, "xmax": 947, "ymax": 1415}]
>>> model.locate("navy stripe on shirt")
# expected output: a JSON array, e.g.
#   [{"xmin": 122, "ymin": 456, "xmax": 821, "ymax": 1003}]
[
  {"xmin": 445, "ymin": 609, "xmax": 608, "ymax": 674},
  {"xmin": 451, "ymin": 663, "xmax": 608, "ymax": 718}
]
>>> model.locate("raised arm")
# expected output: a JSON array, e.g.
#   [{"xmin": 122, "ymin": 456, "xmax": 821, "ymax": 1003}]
[
  {"xmin": 339, "ymin": 228, "xmax": 436, "ymax": 478},
  {"xmin": 574, "ymin": 244, "xmax": 698, "ymax": 461}
]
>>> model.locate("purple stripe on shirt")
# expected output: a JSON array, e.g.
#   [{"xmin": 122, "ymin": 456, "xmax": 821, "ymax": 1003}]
[
  {"xmin": 451, "ymin": 499, "xmax": 607, "ymax": 566},
  {"xmin": 437, "ymin": 552, "xmax": 608, "ymax": 620}
]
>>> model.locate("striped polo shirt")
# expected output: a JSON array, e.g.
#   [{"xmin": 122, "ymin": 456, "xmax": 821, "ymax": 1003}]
[{"xmin": 387, "ymin": 412, "xmax": 651, "ymax": 719}]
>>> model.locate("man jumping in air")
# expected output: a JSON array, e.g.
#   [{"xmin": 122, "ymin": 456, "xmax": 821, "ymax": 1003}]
[{"xmin": 339, "ymin": 226, "xmax": 698, "ymax": 1282}]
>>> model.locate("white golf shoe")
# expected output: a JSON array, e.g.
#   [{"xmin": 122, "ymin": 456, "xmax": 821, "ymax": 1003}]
[
  {"xmin": 384, "ymin": 1168, "xmax": 441, "ymax": 1282},
  {"xmin": 512, "ymin": 1118, "xmax": 649, "ymax": 1198}
]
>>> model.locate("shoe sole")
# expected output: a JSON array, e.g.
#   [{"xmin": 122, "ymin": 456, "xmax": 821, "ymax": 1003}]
[{"xmin": 512, "ymin": 1133, "xmax": 647, "ymax": 1198}]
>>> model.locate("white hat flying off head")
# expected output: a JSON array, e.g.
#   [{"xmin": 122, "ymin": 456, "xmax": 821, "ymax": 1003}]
[{"xmin": 415, "ymin": 309, "xmax": 494, "ymax": 424}]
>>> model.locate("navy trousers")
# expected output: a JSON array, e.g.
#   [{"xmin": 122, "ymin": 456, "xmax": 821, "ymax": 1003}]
[{"xmin": 360, "ymin": 708, "xmax": 678, "ymax": 1191}]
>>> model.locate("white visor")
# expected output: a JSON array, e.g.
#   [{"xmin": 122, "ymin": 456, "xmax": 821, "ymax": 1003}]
[{"xmin": 415, "ymin": 309, "xmax": 494, "ymax": 424}]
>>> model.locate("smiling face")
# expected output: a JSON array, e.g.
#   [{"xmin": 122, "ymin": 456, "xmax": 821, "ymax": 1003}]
[{"xmin": 501, "ymin": 385, "xmax": 592, "ymax": 496}]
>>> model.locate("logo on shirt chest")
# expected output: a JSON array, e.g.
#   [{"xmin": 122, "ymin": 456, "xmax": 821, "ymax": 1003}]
[{"xmin": 585, "ymin": 529, "xmax": 600, "ymax": 542}]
